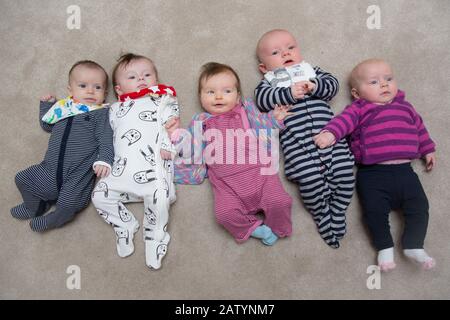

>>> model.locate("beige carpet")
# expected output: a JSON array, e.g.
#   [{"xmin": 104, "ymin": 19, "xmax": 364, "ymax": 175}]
[{"xmin": 1, "ymin": 0, "xmax": 449, "ymax": 299}]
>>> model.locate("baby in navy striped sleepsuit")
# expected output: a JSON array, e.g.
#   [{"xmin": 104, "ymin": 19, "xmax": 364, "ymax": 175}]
[
  {"xmin": 314, "ymin": 59, "xmax": 436, "ymax": 271},
  {"xmin": 255, "ymin": 29, "xmax": 355, "ymax": 248},
  {"xmin": 11, "ymin": 60, "xmax": 114, "ymax": 232},
  {"xmin": 91, "ymin": 53, "xmax": 180, "ymax": 270}
]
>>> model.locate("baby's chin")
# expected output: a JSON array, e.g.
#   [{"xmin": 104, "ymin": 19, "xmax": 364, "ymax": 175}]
[
  {"xmin": 283, "ymin": 59, "xmax": 302, "ymax": 67},
  {"xmin": 75, "ymin": 98, "xmax": 104, "ymax": 105}
]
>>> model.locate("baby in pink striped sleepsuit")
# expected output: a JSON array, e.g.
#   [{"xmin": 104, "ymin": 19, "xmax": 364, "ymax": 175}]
[{"xmin": 175, "ymin": 62, "xmax": 293, "ymax": 245}]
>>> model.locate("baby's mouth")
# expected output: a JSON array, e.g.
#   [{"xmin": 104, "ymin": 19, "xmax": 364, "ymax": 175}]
[
  {"xmin": 284, "ymin": 59, "xmax": 294, "ymax": 66},
  {"xmin": 84, "ymin": 97, "xmax": 97, "ymax": 103},
  {"xmin": 138, "ymin": 84, "xmax": 148, "ymax": 90}
]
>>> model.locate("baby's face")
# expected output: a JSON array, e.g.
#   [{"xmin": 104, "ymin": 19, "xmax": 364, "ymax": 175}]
[
  {"xmin": 200, "ymin": 71, "xmax": 240, "ymax": 115},
  {"xmin": 115, "ymin": 58, "xmax": 157, "ymax": 96},
  {"xmin": 68, "ymin": 65, "xmax": 106, "ymax": 105},
  {"xmin": 257, "ymin": 30, "xmax": 303, "ymax": 74},
  {"xmin": 352, "ymin": 61, "xmax": 398, "ymax": 105}
]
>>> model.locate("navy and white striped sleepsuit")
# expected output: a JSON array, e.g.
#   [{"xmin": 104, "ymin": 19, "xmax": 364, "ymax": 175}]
[
  {"xmin": 12, "ymin": 101, "xmax": 114, "ymax": 231},
  {"xmin": 255, "ymin": 66, "xmax": 355, "ymax": 248}
]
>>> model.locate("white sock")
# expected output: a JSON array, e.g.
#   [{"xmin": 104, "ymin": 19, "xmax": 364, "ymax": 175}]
[
  {"xmin": 377, "ymin": 247, "xmax": 396, "ymax": 272},
  {"xmin": 404, "ymin": 249, "xmax": 435, "ymax": 270}
]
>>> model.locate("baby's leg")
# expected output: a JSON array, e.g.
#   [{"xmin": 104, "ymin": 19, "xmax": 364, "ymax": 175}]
[
  {"xmin": 12, "ymin": 164, "xmax": 56, "ymax": 219},
  {"xmin": 297, "ymin": 176, "xmax": 340, "ymax": 248},
  {"xmin": 401, "ymin": 168, "xmax": 434, "ymax": 269},
  {"xmin": 144, "ymin": 186, "xmax": 171, "ymax": 270},
  {"xmin": 91, "ymin": 180, "xmax": 140, "ymax": 258},
  {"xmin": 213, "ymin": 187, "xmax": 262, "ymax": 243},
  {"xmin": 29, "ymin": 174, "xmax": 94, "ymax": 232},
  {"xmin": 260, "ymin": 175, "xmax": 293, "ymax": 239},
  {"xmin": 357, "ymin": 166, "xmax": 396, "ymax": 270},
  {"xmin": 326, "ymin": 148, "xmax": 355, "ymax": 241}
]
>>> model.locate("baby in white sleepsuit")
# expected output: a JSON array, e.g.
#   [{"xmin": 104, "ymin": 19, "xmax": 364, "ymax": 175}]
[{"xmin": 92, "ymin": 53, "xmax": 180, "ymax": 270}]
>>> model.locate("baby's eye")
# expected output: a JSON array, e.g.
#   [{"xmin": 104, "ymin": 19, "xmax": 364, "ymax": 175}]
[
  {"xmin": 128, "ymin": 76, "xmax": 135, "ymax": 80},
  {"xmin": 206, "ymin": 90, "xmax": 214, "ymax": 95},
  {"xmin": 79, "ymin": 84, "xmax": 86, "ymax": 88},
  {"xmin": 369, "ymin": 80, "xmax": 378, "ymax": 85},
  {"xmin": 95, "ymin": 85, "xmax": 103, "ymax": 90},
  {"xmin": 145, "ymin": 73, "xmax": 152, "ymax": 77},
  {"xmin": 288, "ymin": 45, "xmax": 295, "ymax": 50},
  {"xmin": 224, "ymin": 89, "xmax": 233, "ymax": 94},
  {"xmin": 386, "ymin": 77, "xmax": 393, "ymax": 81},
  {"xmin": 271, "ymin": 50, "xmax": 279, "ymax": 56}
]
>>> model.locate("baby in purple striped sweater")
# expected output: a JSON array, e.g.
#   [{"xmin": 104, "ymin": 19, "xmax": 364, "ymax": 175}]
[{"xmin": 314, "ymin": 59, "xmax": 436, "ymax": 271}]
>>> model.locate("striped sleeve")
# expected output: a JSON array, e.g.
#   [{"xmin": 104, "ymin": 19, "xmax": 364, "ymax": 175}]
[
  {"xmin": 243, "ymin": 98, "xmax": 285, "ymax": 130},
  {"xmin": 173, "ymin": 112, "xmax": 208, "ymax": 185},
  {"xmin": 254, "ymin": 80, "xmax": 297, "ymax": 112},
  {"xmin": 323, "ymin": 102, "xmax": 360, "ymax": 141},
  {"xmin": 310, "ymin": 67, "xmax": 339, "ymax": 102},
  {"xmin": 94, "ymin": 109, "xmax": 114, "ymax": 166},
  {"xmin": 39, "ymin": 101, "xmax": 54, "ymax": 132},
  {"xmin": 412, "ymin": 109, "xmax": 436, "ymax": 156}
]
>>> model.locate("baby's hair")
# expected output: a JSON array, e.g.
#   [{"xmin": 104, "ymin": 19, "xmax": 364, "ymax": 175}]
[
  {"xmin": 198, "ymin": 62, "xmax": 242, "ymax": 96},
  {"xmin": 256, "ymin": 28, "xmax": 292, "ymax": 61},
  {"xmin": 68, "ymin": 60, "xmax": 109, "ymax": 88},
  {"xmin": 112, "ymin": 53, "xmax": 158, "ymax": 94},
  {"xmin": 349, "ymin": 58, "xmax": 388, "ymax": 89}
]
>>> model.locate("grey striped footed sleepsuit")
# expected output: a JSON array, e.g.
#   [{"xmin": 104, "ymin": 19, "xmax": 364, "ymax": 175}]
[
  {"xmin": 11, "ymin": 101, "xmax": 114, "ymax": 231},
  {"xmin": 255, "ymin": 66, "xmax": 355, "ymax": 248}
]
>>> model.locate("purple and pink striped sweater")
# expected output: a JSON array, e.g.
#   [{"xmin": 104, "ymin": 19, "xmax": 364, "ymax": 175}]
[{"xmin": 323, "ymin": 90, "xmax": 435, "ymax": 165}]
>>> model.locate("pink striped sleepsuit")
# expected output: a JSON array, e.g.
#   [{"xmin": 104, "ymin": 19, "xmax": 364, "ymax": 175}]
[{"xmin": 175, "ymin": 99, "xmax": 292, "ymax": 242}]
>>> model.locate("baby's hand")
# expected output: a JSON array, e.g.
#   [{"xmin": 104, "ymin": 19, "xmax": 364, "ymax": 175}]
[
  {"xmin": 94, "ymin": 164, "xmax": 111, "ymax": 178},
  {"xmin": 165, "ymin": 117, "xmax": 180, "ymax": 137},
  {"xmin": 424, "ymin": 152, "xmax": 436, "ymax": 171},
  {"xmin": 160, "ymin": 149, "xmax": 173, "ymax": 160},
  {"xmin": 273, "ymin": 104, "xmax": 293, "ymax": 121},
  {"xmin": 40, "ymin": 94, "xmax": 57, "ymax": 103},
  {"xmin": 313, "ymin": 131, "xmax": 336, "ymax": 149},
  {"xmin": 290, "ymin": 81, "xmax": 315, "ymax": 99}
]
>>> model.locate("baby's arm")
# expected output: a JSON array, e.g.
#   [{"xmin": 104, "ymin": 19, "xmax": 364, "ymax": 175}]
[
  {"xmin": 412, "ymin": 107, "xmax": 436, "ymax": 171},
  {"xmin": 173, "ymin": 113, "xmax": 208, "ymax": 185},
  {"xmin": 290, "ymin": 81, "xmax": 316, "ymax": 100},
  {"xmin": 160, "ymin": 94, "xmax": 181, "ymax": 159},
  {"xmin": 309, "ymin": 67, "xmax": 340, "ymax": 102},
  {"xmin": 254, "ymin": 80, "xmax": 297, "ymax": 112},
  {"xmin": 244, "ymin": 98, "xmax": 290, "ymax": 130},
  {"xmin": 313, "ymin": 102, "xmax": 360, "ymax": 148},
  {"xmin": 39, "ymin": 95, "xmax": 56, "ymax": 132},
  {"xmin": 313, "ymin": 131, "xmax": 336, "ymax": 149},
  {"xmin": 93, "ymin": 108, "xmax": 114, "ymax": 177}
]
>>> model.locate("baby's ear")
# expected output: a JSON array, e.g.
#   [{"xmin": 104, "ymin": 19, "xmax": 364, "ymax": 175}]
[
  {"xmin": 114, "ymin": 85, "xmax": 122, "ymax": 96},
  {"xmin": 351, "ymin": 88, "xmax": 360, "ymax": 100},
  {"xmin": 258, "ymin": 63, "xmax": 268, "ymax": 74}
]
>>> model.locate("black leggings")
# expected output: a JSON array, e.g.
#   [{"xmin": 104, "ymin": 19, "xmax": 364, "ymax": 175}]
[{"xmin": 356, "ymin": 163, "xmax": 429, "ymax": 250}]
